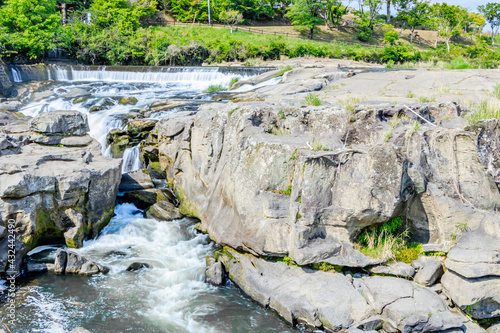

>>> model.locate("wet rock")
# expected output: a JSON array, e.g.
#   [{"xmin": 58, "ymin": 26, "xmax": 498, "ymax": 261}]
[
  {"xmin": 68, "ymin": 328, "xmax": 93, "ymax": 333},
  {"xmin": 54, "ymin": 248, "xmax": 67, "ymax": 274},
  {"xmin": 89, "ymin": 106, "xmax": 104, "ymax": 113},
  {"xmin": 126, "ymin": 262, "xmax": 152, "ymax": 271},
  {"xmin": 368, "ymin": 261, "xmax": 415, "ymax": 278},
  {"xmin": 30, "ymin": 111, "xmax": 90, "ymax": 136},
  {"xmin": 120, "ymin": 188, "xmax": 169, "ymax": 210},
  {"xmin": 27, "ymin": 263, "xmax": 54, "ymax": 273},
  {"xmin": 0, "ymin": 226, "xmax": 6, "ymax": 239},
  {"xmin": 54, "ymin": 249, "xmax": 108, "ymax": 276},
  {"xmin": 356, "ymin": 276, "xmax": 464, "ymax": 332},
  {"xmin": 72, "ymin": 96, "xmax": 90, "ymax": 104},
  {"xmin": 31, "ymin": 90, "xmax": 54, "ymax": 102},
  {"xmin": 119, "ymin": 169, "xmax": 154, "ymax": 192},
  {"xmin": 218, "ymin": 247, "xmax": 375, "ymax": 331},
  {"xmin": 145, "ymin": 201, "xmax": 182, "ymax": 221},
  {"xmin": 119, "ymin": 96, "xmax": 138, "ymax": 105},
  {"xmin": 64, "ymin": 88, "xmax": 90, "ymax": 99},
  {"xmin": 147, "ymin": 99, "xmax": 187, "ymax": 114},
  {"xmin": 29, "ymin": 133, "xmax": 93, "ymax": 147},
  {"xmin": 414, "ymin": 262, "xmax": 444, "ymax": 286},
  {"xmin": 128, "ymin": 119, "xmax": 157, "ymax": 133},
  {"xmin": 205, "ymin": 256, "xmax": 225, "ymax": 286}
]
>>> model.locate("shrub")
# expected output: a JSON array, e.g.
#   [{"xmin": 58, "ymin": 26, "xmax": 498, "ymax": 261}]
[
  {"xmin": 304, "ymin": 93, "xmax": 322, "ymax": 106},
  {"xmin": 204, "ymin": 84, "xmax": 227, "ymax": 92}
]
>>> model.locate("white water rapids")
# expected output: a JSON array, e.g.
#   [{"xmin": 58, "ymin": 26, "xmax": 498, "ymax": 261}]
[{"xmin": 0, "ymin": 66, "xmax": 303, "ymax": 332}]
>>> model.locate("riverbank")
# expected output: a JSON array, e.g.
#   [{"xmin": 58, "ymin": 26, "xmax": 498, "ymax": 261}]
[{"xmin": 1, "ymin": 61, "xmax": 500, "ymax": 332}]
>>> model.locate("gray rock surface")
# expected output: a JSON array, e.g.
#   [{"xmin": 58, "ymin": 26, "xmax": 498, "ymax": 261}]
[
  {"xmin": 0, "ymin": 111, "xmax": 121, "ymax": 276},
  {"xmin": 356, "ymin": 276, "xmax": 464, "ymax": 332},
  {"xmin": 126, "ymin": 262, "xmax": 152, "ymax": 271},
  {"xmin": 205, "ymin": 256, "xmax": 225, "ymax": 286},
  {"xmin": 68, "ymin": 328, "xmax": 92, "ymax": 333},
  {"xmin": 368, "ymin": 262, "xmax": 415, "ymax": 278},
  {"xmin": 218, "ymin": 247, "xmax": 375, "ymax": 331},
  {"xmin": 442, "ymin": 218, "xmax": 500, "ymax": 320},
  {"xmin": 414, "ymin": 262, "xmax": 444, "ymax": 286},
  {"xmin": 145, "ymin": 201, "xmax": 182, "ymax": 221},
  {"xmin": 488, "ymin": 323, "xmax": 500, "ymax": 333},
  {"xmin": 119, "ymin": 169, "xmax": 155, "ymax": 192},
  {"xmin": 30, "ymin": 111, "xmax": 90, "ymax": 136},
  {"xmin": 54, "ymin": 249, "xmax": 107, "ymax": 276}
]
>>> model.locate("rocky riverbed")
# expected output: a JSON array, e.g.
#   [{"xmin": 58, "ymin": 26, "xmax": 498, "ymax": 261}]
[{"xmin": 1, "ymin": 59, "xmax": 500, "ymax": 332}]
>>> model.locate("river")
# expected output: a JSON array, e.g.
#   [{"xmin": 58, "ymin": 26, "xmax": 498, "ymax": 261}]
[{"xmin": 0, "ymin": 65, "xmax": 305, "ymax": 333}]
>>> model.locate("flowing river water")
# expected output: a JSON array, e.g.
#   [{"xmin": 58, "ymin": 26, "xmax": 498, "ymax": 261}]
[{"xmin": 0, "ymin": 66, "xmax": 304, "ymax": 333}]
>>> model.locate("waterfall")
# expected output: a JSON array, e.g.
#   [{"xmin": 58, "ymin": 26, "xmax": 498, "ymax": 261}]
[
  {"xmin": 122, "ymin": 146, "xmax": 143, "ymax": 174},
  {"xmin": 11, "ymin": 67, "xmax": 22, "ymax": 82}
]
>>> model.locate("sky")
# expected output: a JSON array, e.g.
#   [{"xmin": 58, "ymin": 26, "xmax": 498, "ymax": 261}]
[{"xmin": 429, "ymin": 0, "xmax": 491, "ymax": 12}]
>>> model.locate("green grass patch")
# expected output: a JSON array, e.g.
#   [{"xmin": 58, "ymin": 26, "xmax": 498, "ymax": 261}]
[
  {"xmin": 204, "ymin": 84, "xmax": 227, "ymax": 93},
  {"xmin": 271, "ymin": 65, "xmax": 293, "ymax": 78},
  {"xmin": 229, "ymin": 77, "xmax": 240, "ymax": 87},
  {"xmin": 464, "ymin": 100, "xmax": 500, "ymax": 125},
  {"xmin": 304, "ymin": 93, "xmax": 323, "ymax": 106}
]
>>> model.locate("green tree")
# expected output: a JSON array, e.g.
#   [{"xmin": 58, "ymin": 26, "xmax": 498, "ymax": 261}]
[
  {"xmin": 171, "ymin": 0, "xmax": 208, "ymax": 22},
  {"xmin": 430, "ymin": 3, "xmax": 468, "ymax": 52},
  {"xmin": 383, "ymin": 23, "xmax": 399, "ymax": 45},
  {"xmin": 395, "ymin": 0, "xmax": 429, "ymax": 43},
  {"xmin": 323, "ymin": 0, "xmax": 349, "ymax": 30},
  {"xmin": 285, "ymin": 0, "xmax": 324, "ymax": 39},
  {"xmin": 219, "ymin": 9, "xmax": 243, "ymax": 33},
  {"xmin": 478, "ymin": 3, "xmax": 500, "ymax": 45},
  {"xmin": 0, "ymin": 0, "xmax": 61, "ymax": 59}
]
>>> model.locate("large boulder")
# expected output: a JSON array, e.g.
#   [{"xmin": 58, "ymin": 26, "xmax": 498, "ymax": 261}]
[
  {"xmin": 53, "ymin": 249, "xmax": 108, "ymax": 276},
  {"xmin": 442, "ymin": 217, "xmax": 500, "ymax": 320},
  {"xmin": 0, "ymin": 112, "xmax": 121, "ymax": 276},
  {"xmin": 30, "ymin": 111, "xmax": 90, "ymax": 136},
  {"xmin": 0, "ymin": 60, "xmax": 14, "ymax": 98},
  {"xmin": 153, "ymin": 99, "xmax": 500, "ymax": 268},
  {"xmin": 218, "ymin": 247, "xmax": 375, "ymax": 331}
]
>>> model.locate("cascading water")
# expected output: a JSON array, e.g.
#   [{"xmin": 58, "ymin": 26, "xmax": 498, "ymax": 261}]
[
  {"xmin": 10, "ymin": 67, "xmax": 23, "ymax": 83},
  {"xmin": 122, "ymin": 146, "xmax": 143, "ymax": 173},
  {"xmin": 0, "ymin": 66, "xmax": 299, "ymax": 332}
]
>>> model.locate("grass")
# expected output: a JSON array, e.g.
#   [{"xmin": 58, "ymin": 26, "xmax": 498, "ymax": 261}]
[
  {"xmin": 311, "ymin": 138, "xmax": 329, "ymax": 151},
  {"xmin": 384, "ymin": 117, "xmax": 399, "ymax": 142},
  {"xmin": 356, "ymin": 217, "xmax": 423, "ymax": 263},
  {"xmin": 492, "ymin": 84, "xmax": 500, "ymax": 100},
  {"xmin": 407, "ymin": 90, "xmax": 415, "ymax": 98},
  {"xmin": 271, "ymin": 65, "xmax": 293, "ymax": 78},
  {"xmin": 204, "ymin": 84, "xmax": 227, "ymax": 93},
  {"xmin": 304, "ymin": 93, "xmax": 323, "ymax": 106},
  {"xmin": 463, "ymin": 99, "xmax": 500, "ymax": 125},
  {"xmin": 436, "ymin": 84, "xmax": 451, "ymax": 94},
  {"xmin": 417, "ymin": 96, "xmax": 436, "ymax": 103},
  {"xmin": 229, "ymin": 77, "xmax": 240, "ymax": 87},
  {"xmin": 338, "ymin": 95, "xmax": 364, "ymax": 114}
]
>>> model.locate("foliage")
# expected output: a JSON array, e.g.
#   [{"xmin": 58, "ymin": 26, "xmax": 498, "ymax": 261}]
[
  {"xmin": 285, "ymin": 0, "xmax": 324, "ymax": 39},
  {"xmin": 171, "ymin": 0, "xmax": 208, "ymax": 23},
  {"xmin": 430, "ymin": 3, "xmax": 469, "ymax": 53},
  {"xmin": 304, "ymin": 93, "xmax": 322, "ymax": 106},
  {"xmin": 271, "ymin": 65, "xmax": 293, "ymax": 78},
  {"xmin": 229, "ymin": 77, "xmax": 239, "ymax": 87},
  {"xmin": 219, "ymin": 10, "xmax": 243, "ymax": 33},
  {"xmin": 204, "ymin": 84, "xmax": 227, "ymax": 92},
  {"xmin": 394, "ymin": 0, "xmax": 429, "ymax": 43},
  {"xmin": 383, "ymin": 24, "xmax": 399, "ymax": 45},
  {"xmin": 357, "ymin": 217, "xmax": 423, "ymax": 263},
  {"xmin": 464, "ymin": 99, "xmax": 500, "ymax": 125},
  {"xmin": 325, "ymin": 0, "xmax": 348, "ymax": 29},
  {"xmin": 381, "ymin": 43, "xmax": 420, "ymax": 63},
  {"xmin": 0, "ymin": 0, "xmax": 61, "ymax": 59},
  {"xmin": 478, "ymin": 3, "xmax": 500, "ymax": 45}
]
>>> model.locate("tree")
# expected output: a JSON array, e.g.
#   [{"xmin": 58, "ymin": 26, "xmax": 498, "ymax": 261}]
[
  {"xmin": 219, "ymin": 10, "xmax": 243, "ymax": 33},
  {"xmin": 171, "ymin": 0, "xmax": 208, "ymax": 22},
  {"xmin": 322, "ymin": 0, "xmax": 349, "ymax": 30},
  {"xmin": 395, "ymin": 0, "xmax": 429, "ymax": 43},
  {"xmin": 386, "ymin": 0, "xmax": 391, "ymax": 23},
  {"xmin": 383, "ymin": 23, "xmax": 399, "ymax": 45},
  {"xmin": 430, "ymin": 3, "xmax": 468, "ymax": 53},
  {"xmin": 478, "ymin": 3, "xmax": 500, "ymax": 46},
  {"xmin": 0, "ymin": 0, "xmax": 61, "ymax": 59},
  {"xmin": 285, "ymin": 0, "xmax": 323, "ymax": 39},
  {"xmin": 364, "ymin": 0, "xmax": 384, "ymax": 29}
]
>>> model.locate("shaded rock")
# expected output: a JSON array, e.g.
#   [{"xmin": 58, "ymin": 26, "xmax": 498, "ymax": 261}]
[
  {"xmin": 119, "ymin": 169, "xmax": 154, "ymax": 192},
  {"xmin": 126, "ymin": 262, "xmax": 151, "ymax": 271},
  {"xmin": 147, "ymin": 99, "xmax": 188, "ymax": 114},
  {"xmin": 27, "ymin": 263, "xmax": 54, "ymax": 273},
  {"xmin": 89, "ymin": 106, "xmax": 104, "ymax": 113},
  {"xmin": 368, "ymin": 261, "xmax": 415, "ymax": 278},
  {"xmin": 65, "ymin": 251, "xmax": 88, "ymax": 274},
  {"xmin": 145, "ymin": 201, "xmax": 182, "ymax": 221},
  {"xmin": 31, "ymin": 90, "xmax": 54, "ymax": 102},
  {"xmin": 72, "ymin": 96, "xmax": 90, "ymax": 104},
  {"xmin": 414, "ymin": 262, "xmax": 444, "ymax": 286},
  {"xmin": 30, "ymin": 111, "xmax": 89, "ymax": 136},
  {"xmin": 0, "ymin": 226, "xmax": 5, "ymax": 239},
  {"xmin": 30, "ymin": 133, "xmax": 93, "ymax": 147},
  {"xmin": 54, "ymin": 248, "xmax": 67, "ymax": 274},
  {"xmin": 356, "ymin": 276, "xmax": 464, "ymax": 332},
  {"xmin": 64, "ymin": 88, "xmax": 90, "ymax": 99},
  {"xmin": 120, "ymin": 188, "xmax": 168, "ymax": 210},
  {"xmin": 119, "ymin": 96, "xmax": 138, "ymax": 105},
  {"xmin": 205, "ymin": 256, "xmax": 225, "ymax": 286},
  {"xmin": 218, "ymin": 247, "xmax": 375, "ymax": 331}
]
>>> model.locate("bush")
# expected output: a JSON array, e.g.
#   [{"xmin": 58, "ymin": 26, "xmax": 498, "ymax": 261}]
[
  {"xmin": 357, "ymin": 25, "xmax": 373, "ymax": 42},
  {"xmin": 381, "ymin": 43, "xmax": 420, "ymax": 63}
]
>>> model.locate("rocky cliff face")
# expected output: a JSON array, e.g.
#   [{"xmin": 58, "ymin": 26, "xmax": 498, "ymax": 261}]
[
  {"xmin": 0, "ymin": 111, "xmax": 121, "ymax": 275},
  {"xmin": 144, "ymin": 66, "xmax": 500, "ymax": 328},
  {"xmin": 0, "ymin": 60, "xmax": 13, "ymax": 98}
]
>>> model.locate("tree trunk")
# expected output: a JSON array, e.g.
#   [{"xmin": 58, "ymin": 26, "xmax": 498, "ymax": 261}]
[
  {"xmin": 230, "ymin": 26, "xmax": 233, "ymax": 33},
  {"xmin": 435, "ymin": 34, "xmax": 439, "ymax": 47},
  {"xmin": 445, "ymin": 38, "xmax": 450, "ymax": 53},
  {"xmin": 310, "ymin": 27, "xmax": 314, "ymax": 40},
  {"xmin": 400, "ymin": 22, "xmax": 406, "ymax": 36},
  {"xmin": 410, "ymin": 28, "xmax": 414, "ymax": 43},
  {"xmin": 386, "ymin": 0, "xmax": 391, "ymax": 24}
]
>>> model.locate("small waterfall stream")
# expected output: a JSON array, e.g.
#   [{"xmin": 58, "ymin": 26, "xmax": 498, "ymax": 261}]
[
  {"xmin": 10, "ymin": 67, "xmax": 22, "ymax": 83},
  {"xmin": 0, "ymin": 66, "xmax": 302, "ymax": 333}
]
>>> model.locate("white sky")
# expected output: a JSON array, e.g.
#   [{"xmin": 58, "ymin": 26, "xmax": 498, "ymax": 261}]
[{"xmin": 429, "ymin": 0, "xmax": 491, "ymax": 12}]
